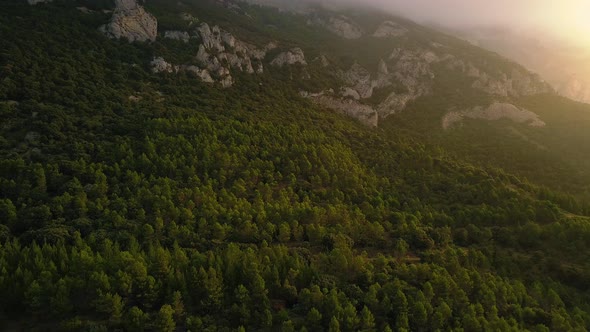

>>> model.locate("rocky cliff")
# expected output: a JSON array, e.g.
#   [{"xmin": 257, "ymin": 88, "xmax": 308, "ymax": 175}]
[
  {"xmin": 309, "ymin": 15, "xmax": 363, "ymax": 39},
  {"xmin": 100, "ymin": 0, "xmax": 157, "ymax": 42},
  {"xmin": 151, "ymin": 22, "xmax": 287, "ymax": 87},
  {"xmin": 271, "ymin": 48, "xmax": 307, "ymax": 67},
  {"xmin": 164, "ymin": 30, "xmax": 190, "ymax": 43},
  {"xmin": 373, "ymin": 21, "xmax": 408, "ymax": 38},
  {"xmin": 443, "ymin": 103, "xmax": 546, "ymax": 129},
  {"xmin": 301, "ymin": 91, "xmax": 378, "ymax": 127},
  {"xmin": 125, "ymin": 1, "xmax": 555, "ymax": 125}
]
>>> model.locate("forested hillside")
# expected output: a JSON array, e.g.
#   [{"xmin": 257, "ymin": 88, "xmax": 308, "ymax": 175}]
[{"xmin": 1, "ymin": 0, "xmax": 590, "ymax": 331}]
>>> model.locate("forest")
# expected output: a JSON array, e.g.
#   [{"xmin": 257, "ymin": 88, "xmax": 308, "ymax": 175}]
[{"xmin": 1, "ymin": 0, "xmax": 590, "ymax": 331}]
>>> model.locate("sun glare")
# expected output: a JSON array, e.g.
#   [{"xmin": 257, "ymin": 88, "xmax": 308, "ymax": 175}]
[
  {"xmin": 529, "ymin": 0, "xmax": 590, "ymax": 49},
  {"xmin": 560, "ymin": 1, "xmax": 590, "ymax": 47}
]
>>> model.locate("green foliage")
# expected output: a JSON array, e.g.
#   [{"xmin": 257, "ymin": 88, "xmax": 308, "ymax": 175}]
[{"xmin": 0, "ymin": 1, "xmax": 589, "ymax": 332}]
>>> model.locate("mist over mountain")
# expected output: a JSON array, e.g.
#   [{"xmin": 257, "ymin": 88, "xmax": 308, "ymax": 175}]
[
  {"xmin": 246, "ymin": 0, "xmax": 590, "ymax": 46},
  {"xmin": 247, "ymin": 0, "xmax": 590, "ymax": 103},
  {"xmin": 446, "ymin": 26, "xmax": 590, "ymax": 104}
]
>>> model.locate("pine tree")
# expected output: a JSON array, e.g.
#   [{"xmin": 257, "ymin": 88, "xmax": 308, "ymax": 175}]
[
  {"xmin": 155, "ymin": 304, "xmax": 176, "ymax": 332},
  {"xmin": 328, "ymin": 316, "xmax": 341, "ymax": 332}
]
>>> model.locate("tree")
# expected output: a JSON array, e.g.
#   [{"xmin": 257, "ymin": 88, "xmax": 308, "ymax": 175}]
[
  {"xmin": 282, "ymin": 320, "xmax": 296, "ymax": 332},
  {"xmin": 171, "ymin": 291, "xmax": 185, "ymax": 323},
  {"xmin": 50, "ymin": 279, "xmax": 72, "ymax": 316},
  {"xmin": 342, "ymin": 303, "xmax": 359, "ymax": 331},
  {"xmin": 328, "ymin": 316, "xmax": 341, "ymax": 332},
  {"xmin": 126, "ymin": 306, "xmax": 147, "ymax": 332},
  {"xmin": 307, "ymin": 308, "xmax": 322, "ymax": 332},
  {"xmin": 410, "ymin": 300, "xmax": 428, "ymax": 331},
  {"xmin": 0, "ymin": 199, "xmax": 17, "ymax": 228},
  {"xmin": 155, "ymin": 304, "xmax": 176, "ymax": 332},
  {"xmin": 360, "ymin": 306, "xmax": 376, "ymax": 332},
  {"xmin": 110, "ymin": 293, "xmax": 124, "ymax": 325}
]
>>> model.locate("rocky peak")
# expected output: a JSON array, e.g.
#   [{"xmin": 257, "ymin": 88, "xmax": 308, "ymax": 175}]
[{"xmin": 100, "ymin": 0, "xmax": 158, "ymax": 42}]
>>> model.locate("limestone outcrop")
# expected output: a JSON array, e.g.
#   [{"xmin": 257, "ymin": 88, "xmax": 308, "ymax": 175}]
[
  {"xmin": 310, "ymin": 15, "xmax": 363, "ymax": 39},
  {"xmin": 373, "ymin": 21, "xmax": 408, "ymax": 38},
  {"xmin": 271, "ymin": 48, "xmax": 307, "ymax": 67},
  {"xmin": 150, "ymin": 57, "xmax": 177, "ymax": 73},
  {"xmin": 312, "ymin": 55, "xmax": 330, "ymax": 67},
  {"xmin": 442, "ymin": 103, "xmax": 546, "ymax": 129},
  {"xmin": 27, "ymin": 0, "xmax": 52, "ymax": 5},
  {"xmin": 100, "ymin": 0, "xmax": 158, "ymax": 42},
  {"xmin": 302, "ymin": 91, "xmax": 378, "ymax": 127},
  {"xmin": 150, "ymin": 57, "xmax": 215, "ymax": 83},
  {"xmin": 164, "ymin": 31, "xmax": 190, "ymax": 42},
  {"xmin": 447, "ymin": 58, "xmax": 550, "ymax": 97},
  {"xmin": 193, "ymin": 23, "xmax": 273, "ymax": 86},
  {"xmin": 472, "ymin": 70, "xmax": 550, "ymax": 97},
  {"xmin": 151, "ymin": 22, "xmax": 276, "ymax": 87},
  {"xmin": 336, "ymin": 49, "xmax": 438, "ymax": 120},
  {"xmin": 338, "ymin": 64, "xmax": 375, "ymax": 99}
]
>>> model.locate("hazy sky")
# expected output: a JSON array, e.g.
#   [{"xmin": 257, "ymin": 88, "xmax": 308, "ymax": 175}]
[{"xmin": 313, "ymin": 0, "xmax": 590, "ymax": 47}]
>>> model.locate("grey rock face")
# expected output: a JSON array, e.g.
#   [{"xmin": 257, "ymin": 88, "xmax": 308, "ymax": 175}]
[
  {"xmin": 180, "ymin": 13, "xmax": 199, "ymax": 26},
  {"xmin": 340, "ymin": 87, "xmax": 361, "ymax": 100},
  {"xmin": 302, "ymin": 91, "xmax": 378, "ymax": 127},
  {"xmin": 150, "ymin": 57, "xmax": 216, "ymax": 84},
  {"xmin": 377, "ymin": 59, "xmax": 389, "ymax": 76},
  {"xmin": 164, "ymin": 31, "xmax": 190, "ymax": 43},
  {"xmin": 373, "ymin": 21, "xmax": 408, "ymax": 38},
  {"xmin": 325, "ymin": 16, "xmax": 363, "ymax": 39},
  {"xmin": 310, "ymin": 15, "xmax": 363, "ymax": 39},
  {"xmin": 313, "ymin": 55, "xmax": 330, "ymax": 67},
  {"xmin": 338, "ymin": 64, "xmax": 375, "ymax": 99},
  {"xmin": 27, "ymin": 0, "xmax": 52, "ymax": 5},
  {"xmin": 336, "ymin": 49, "xmax": 438, "ymax": 120},
  {"xmin": 151, "ymin": 57, "xmax": 177, "ymax": 73},
  {"xmin": 472, "ymin": 69, "xmax": 550, "ymax": 97},
  {"xmin": 153, "ymin": 22, "xmax": 271, "ymax": 88},
  {"xmin": 183, "ymin": 66, "xmax": 215, "ymax": 83},
  {"xmin": 100, "ymin": 0, "xmax": 158, "ymax": 42},
  {"xmin": 197, "ymin": 23, "xmax": 226, "ymax": 52},
  {"xmin": 443, "ymin": 103, "xmax": 546, "ymax": 129},
  {"xmin": 271, "ymin": 48, "xmax": 307, "ymax": 67},
  {"xmin": 447, "ymin": 58, "xmax": 550, "ymax": 97}
]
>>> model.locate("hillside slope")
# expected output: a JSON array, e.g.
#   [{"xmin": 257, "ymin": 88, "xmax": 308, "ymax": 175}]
[
  {"xmin": 1, "ymin": 0, "xmax": 590, "ymax": 331},
  {"xmin": 140, "ymin": 0, "xmax": 590, "ymax": 200}
]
